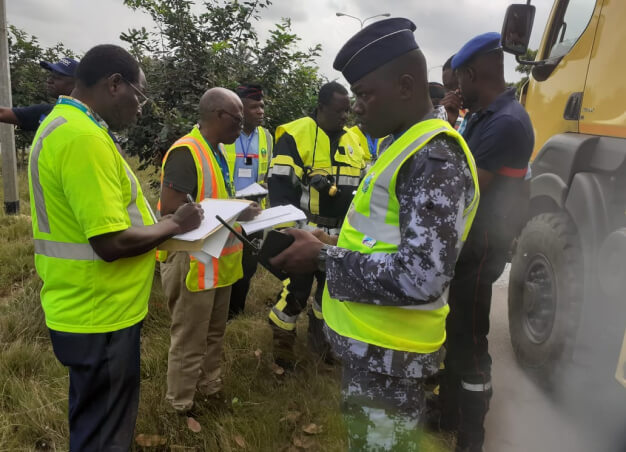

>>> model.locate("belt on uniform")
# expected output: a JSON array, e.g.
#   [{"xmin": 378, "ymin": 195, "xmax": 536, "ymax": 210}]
[{"xmin": 306, "ymin": 213, "xmax": 343, "ymax": 229}]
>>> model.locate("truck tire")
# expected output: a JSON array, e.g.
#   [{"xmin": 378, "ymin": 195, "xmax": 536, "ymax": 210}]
[{"xmin": 508, "ymin": 212, "xmax": 583, "ymax": 380}]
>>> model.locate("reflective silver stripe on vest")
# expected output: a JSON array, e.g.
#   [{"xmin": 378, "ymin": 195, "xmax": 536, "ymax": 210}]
[
  {"xmin": 122, "ymin": 165, "xmax": 144, "ymax": 226},
  {"xmin": 398, "ymin": 288, "xmax": 448, "ymax": 310},
  {"xmin": 264, "ymin": 127, "xmax": 274, "ymax": 158},
  {"xmin": 348, "ymin": 127, "xmax": 449, "ymax": 246},
  {"xmin": 461, "ymin": 379, "xmax": 492, "ymax": 392},
  {"xmin": 268, "ymin": 164, "xmax": 293, "ymax": 177},
  {"xmin": 336, "ymin": 175, "xmax": 361, "ymax": 187},
  {"xmin": 300, "ymin": 187, "xmax": 310, "ymax": 212},
  {"xmin": 34, "ymin": 239, "xmax": 102, "ymax": 261},
  {"xmin": 30, "ymin": 117, "xmax": 68, "ymax": 234},
  {"xmin": 202, "ymin": 259, "xmax": 216, "ymax": 288},
  {"xmin": 271, "ymin": 306, "xmax": 298, "ymax": 325}
]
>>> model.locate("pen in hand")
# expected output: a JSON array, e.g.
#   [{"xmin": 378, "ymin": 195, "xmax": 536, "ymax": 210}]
[{"xmin": 186, "ymin": 193, "xmax": 195, "ymax": 204}]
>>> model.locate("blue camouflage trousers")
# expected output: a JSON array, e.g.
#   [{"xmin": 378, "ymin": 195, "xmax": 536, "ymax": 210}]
[{"xmin": 341, "ymin": 365, "xmax": 427, "ymax": 451}]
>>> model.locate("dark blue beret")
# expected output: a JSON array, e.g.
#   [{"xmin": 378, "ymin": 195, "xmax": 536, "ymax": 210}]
[
  {"xmin": 333, "ymin": 18, "xmax": 418, "ymax": 85},
  {"xmin": 451, "ymin": 32, "xmax": 502, "ymax": 70}
]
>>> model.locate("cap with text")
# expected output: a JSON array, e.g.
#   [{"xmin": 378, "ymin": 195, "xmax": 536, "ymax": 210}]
[{"xmin": 39, "ymin": 57, "xmax": 79, "ymax": 77}]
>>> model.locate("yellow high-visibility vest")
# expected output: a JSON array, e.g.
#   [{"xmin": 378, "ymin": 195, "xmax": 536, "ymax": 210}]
[
  {"xmin": 157, "ymin": 126, "xmax": 243, "ymax": 291},
  {"xmin": 323, "ymin": 119, "xmax": 480, "ymax": 354},
  {"xmin": 28, "ymin": 97, "xmax": 157, "ymax": 333}
]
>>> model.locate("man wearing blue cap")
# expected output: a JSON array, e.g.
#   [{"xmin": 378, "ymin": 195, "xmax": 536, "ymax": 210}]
[
  {"xmin": 268, "ymin": 18, "xmax": 480, "ymax": 451},
  {"xmin": 0, "ymin": 57, "xmax": 78, "ymax": 131},
  {"xmin": 432, "ymin": 32, "xmax": 534, "ymax": 452}
]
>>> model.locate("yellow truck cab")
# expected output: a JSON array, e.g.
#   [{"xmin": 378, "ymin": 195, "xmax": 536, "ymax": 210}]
[{"xmin": 502, "ymin": 0, "xmax": 626, "ymax": 442}]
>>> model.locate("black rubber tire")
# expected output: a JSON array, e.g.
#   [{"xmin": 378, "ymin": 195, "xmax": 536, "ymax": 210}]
[{"xmin": 508, "ymin": 212, "xmax": 583, "ymax": 379}]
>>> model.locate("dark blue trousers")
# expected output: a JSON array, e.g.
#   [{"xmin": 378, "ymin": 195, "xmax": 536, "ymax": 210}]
[{"xmin": 49, "ymin": 321, "xmax": 142, "ymax": 452}]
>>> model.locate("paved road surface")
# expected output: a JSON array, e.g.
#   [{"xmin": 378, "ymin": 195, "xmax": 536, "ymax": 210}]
[{"xmin": 483, "ymin": 267, "xmax": 596, "ymax": 452}]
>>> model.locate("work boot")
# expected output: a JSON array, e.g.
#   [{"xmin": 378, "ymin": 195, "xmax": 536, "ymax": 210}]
[{"xmin": 270, "ymin": 322, "xmax": 298, "ymax": 371}]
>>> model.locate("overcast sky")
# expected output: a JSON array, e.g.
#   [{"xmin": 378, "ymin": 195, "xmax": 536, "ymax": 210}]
[{"xmin": 6, "ymin": 0, "xmax": 553, "ymax": 85}]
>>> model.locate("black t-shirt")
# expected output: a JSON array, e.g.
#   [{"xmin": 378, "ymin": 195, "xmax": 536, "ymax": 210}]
[
  {"xmin": 162, "ymin": 147, "xmax": 198, "ymax": 198},
  {"xmin": 12, "ymin": 103, "xmax": 54, "ymax": 132}
]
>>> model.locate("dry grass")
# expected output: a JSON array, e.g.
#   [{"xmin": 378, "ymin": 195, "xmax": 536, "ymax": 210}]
[{"xmin": 0, "ymin": 163, "xmax": 454, "ymax": 451}]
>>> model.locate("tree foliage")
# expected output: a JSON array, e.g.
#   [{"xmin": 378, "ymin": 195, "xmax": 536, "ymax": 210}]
[
  {"xmin": 120, "ymin": 0, "xmax": 324, "ymax": 166},
  {"xmin": 7, "ymin": 26, "xmax": 77, "ymax": 152}
]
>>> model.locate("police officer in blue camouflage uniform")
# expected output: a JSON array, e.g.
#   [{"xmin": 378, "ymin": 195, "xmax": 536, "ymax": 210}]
[{"xmin": 269, "ymin": 18, "xmax": 480, "ymax": 451}]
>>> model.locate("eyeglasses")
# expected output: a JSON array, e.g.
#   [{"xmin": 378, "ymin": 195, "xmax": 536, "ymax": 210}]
[
  {"xmin": 121, "ymin": 76, "xmax": 150, "ymax": 108},
  {"xmin": 215, "ymin": 109, "xmax": 244, "ymax": 126}
]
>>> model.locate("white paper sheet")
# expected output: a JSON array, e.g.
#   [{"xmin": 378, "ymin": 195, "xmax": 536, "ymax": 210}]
[
  {"xmin": 235, "ymin": 183, "xmax": 268, "ymax": 198},
  {"xmin": 238, "ymin": 204, "xmax": 306, "ymax": 234},
  {"xmin": 173, "ymin": 198, "xmax": 250, "ymax": 241}
]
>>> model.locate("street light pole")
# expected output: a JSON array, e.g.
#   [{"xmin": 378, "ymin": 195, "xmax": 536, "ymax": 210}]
[{"xmin": 336, "ymin": 12, "xmax": 391, "ymax": 29}]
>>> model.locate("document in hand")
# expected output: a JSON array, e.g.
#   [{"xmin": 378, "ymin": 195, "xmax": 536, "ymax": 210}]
[
  {"xmin": 238, "ymin": 204, "xmax": 307, "ymax": 234},
  {"xmin": 158, "ymin": 198, "xmax": 251, "ymax": 251},
  {"xmin": 235, "ymin": 182, "xmax": 268, "ymax": 198}
]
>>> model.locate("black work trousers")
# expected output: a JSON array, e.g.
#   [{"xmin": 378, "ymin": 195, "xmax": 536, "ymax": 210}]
[
  {"xmin": 49, "ymin": 322, "xmax": 142, "ymax": 452},
  {"xmin": 440, "ymin": 226, "xmax": 509, "ymax": 449},
  {"xmin": 228, "ymin": 231, "xmax": 263, "ymax": 319}
]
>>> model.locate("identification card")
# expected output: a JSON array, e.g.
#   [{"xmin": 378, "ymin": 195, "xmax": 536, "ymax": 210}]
[{"xmin": 238, "ymin": 168, "xmax": 253, "ymax": 178}]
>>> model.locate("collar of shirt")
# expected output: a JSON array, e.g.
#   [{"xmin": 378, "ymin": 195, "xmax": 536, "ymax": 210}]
[
  {"xmin": 56, "ymin": 96, "xmax": 110, "ymax": 130},
  {"xmin": 463, "ymin": 88, "xmax": 517, "ymax": 138}
]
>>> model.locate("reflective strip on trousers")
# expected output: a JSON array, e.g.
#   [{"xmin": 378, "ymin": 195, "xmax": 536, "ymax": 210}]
[
  {"xmin": 312, "ymin": 300, "xmax": 323, "ymax": 319},
  {"xmin": 271, "ymin": 306, "xmax": 298, "ymax": 325},
  {"xmin": 461, "ymin": 380, "xmax": 492, "ymax": 392},
  {"xmin": 30, "ymin": 117, "xmax": 68, "ymax": 234},
  {"xmin": 34, "ymin": 239, "xmax": 102, "ymax": 261},
  {"xmin": 397, "ymin": 288, "xmax": 448, "ymax": 311},
  {"xmin": 348, "ymin": 127, "xmax": 449, "ymax": 246}
]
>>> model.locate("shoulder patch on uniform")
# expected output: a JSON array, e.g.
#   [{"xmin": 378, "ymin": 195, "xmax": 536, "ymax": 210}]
[{"xmin": 426, "ymin": 146, "xmax": 449, "ymax": 162}]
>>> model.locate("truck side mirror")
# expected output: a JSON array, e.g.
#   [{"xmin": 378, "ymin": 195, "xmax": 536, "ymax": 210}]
[{"xmin": 501, "ymin": 4, "xmax": 536, "ymax": 56}]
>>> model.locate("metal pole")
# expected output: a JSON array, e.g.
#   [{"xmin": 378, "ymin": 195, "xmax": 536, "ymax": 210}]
[{"xmin": 0, "ymin": 0, "xmax": 18, "ymax": 214}]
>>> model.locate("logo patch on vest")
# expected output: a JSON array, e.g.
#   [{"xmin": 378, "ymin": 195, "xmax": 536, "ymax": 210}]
[
  {"xmin": 261, "ymin": 148, "xmax": 267, "ymax": 156},
  {"xmin": 362, "ymin": 173, "xmax": 374, "ymax": 193},
  {"xmin": 362, "ymin": 236, "xmax": 377, "ymax": 248},
  {"xmin": 348, "ymin": 145, "xmax": 354, "ymax": 156}
]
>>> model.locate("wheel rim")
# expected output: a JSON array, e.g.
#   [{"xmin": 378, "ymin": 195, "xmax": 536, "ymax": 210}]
[{"xmin": 522, "ymin": 254, "xmax": 557, "ymax": 344}]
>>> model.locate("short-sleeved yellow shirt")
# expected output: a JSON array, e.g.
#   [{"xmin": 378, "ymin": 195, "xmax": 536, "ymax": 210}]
[{"xmin": 28, "ymin": 98, "xmax": 156, "ymax": 333}]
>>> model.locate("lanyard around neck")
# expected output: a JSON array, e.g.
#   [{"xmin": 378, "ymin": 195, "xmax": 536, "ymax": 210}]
[
  {"xmin": 198, "ymin": 133, "xmax": 234, "ymax": 197},
  {"xmin": 56, "ymin": 96, "xmax": 107, "ymax": 129}
]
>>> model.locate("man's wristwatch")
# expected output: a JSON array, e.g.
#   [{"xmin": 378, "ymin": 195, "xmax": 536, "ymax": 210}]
[{"xmin": 317, "ymin": 244, "xmax": 330, "ymax": 273}]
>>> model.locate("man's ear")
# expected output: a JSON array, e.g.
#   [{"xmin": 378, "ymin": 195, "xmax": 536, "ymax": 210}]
[
  {"xmin": 106, "ymin": 73, "xmax": 124, "ymax": 96},
  {"xmin": 467, "ymin": 66, "xmax": 477, "ymax": 83},
  {"xmin": 397, "ymin": 73, "xmax": 416, "ymax": 101}
]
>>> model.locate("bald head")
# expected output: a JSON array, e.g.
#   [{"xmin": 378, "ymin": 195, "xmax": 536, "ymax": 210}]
[
  {"xmin": 198, "ymin": 87, "xmax": 244, "ymax": 147},
  {"xmin": 199, "ymin": 87, "xmax": 242, "ymax": 120},
  {"xmin": 350, "ymin": 49, "xmax": 433, "ymax": 138}
]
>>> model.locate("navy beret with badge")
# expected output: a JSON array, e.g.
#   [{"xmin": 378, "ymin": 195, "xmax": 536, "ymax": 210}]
[
  {"xmin": 451, "ymin": 32, "xmax": 502, "ymax": 70},
  {"xmin": 333, "ymin": 17, "xmax": 419, "ymax": 85}
]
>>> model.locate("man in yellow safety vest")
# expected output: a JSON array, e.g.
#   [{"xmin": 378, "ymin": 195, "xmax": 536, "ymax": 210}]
[
  {"xmin": 269, "ymin": 19, "xmax": 480, "ymax": 450},
  {"xmin": 28, "ymin": 45, "xmax": 202, "ymax": 451},
  {"xmin": 158, "ymin": 87, "xmax": 260, "ymax": 415}
]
